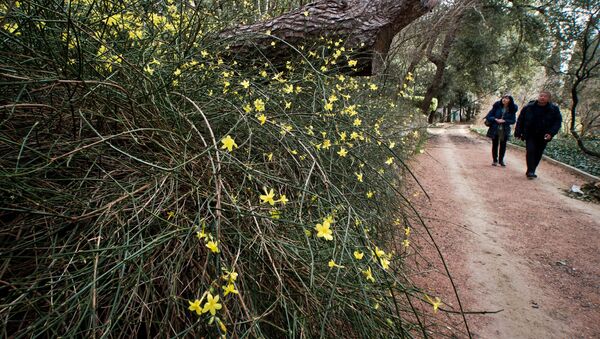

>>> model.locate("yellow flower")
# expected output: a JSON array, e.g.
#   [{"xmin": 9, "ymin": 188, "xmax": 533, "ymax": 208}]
[
  {"xmin": 362, "ymin": 267, "xmax": 375, "ymax": 282},
  {"xmin": 259, "ymin": 188, "xmax": 276, "ymax": 205},
  {"xmin": 353, "ymin": 118, "xmax": 362, "ymax": 126},
  {"xmin": 201, "ymin": 50, "xmax": 209, "ymax": 57},
  {"xmin": 188, "ymin": 299, "xmax": 202, "ymax": 315},
  {"xmin": 257, "ymin": 113, "xmax": 267, "ymax": 125},
  {"xmin": 355, "ymin": 172, "xmax": 363, "ymax": 182},
  {"xmin": 348, "ymin": 59, "xmax": 357, "ymax": 67},
  {"xmin": 167, "ymin": 211, "xmax": 175, "ymax": 220},
  {"xmin": 278, "ymin": 194, "xmax": 289, "ymax": 205},
  {"xmin": 404, "ymin": 227, "xmax": 411, "ymax": 237},
  {"xmin": 389, "ymin": 141, "xmax": 396, "ymax": 149},
  {"xmin": 174, "ymin": 68, "xmax": 182, "ymax": 76},
  {"xmin": 240, "ymin": 79, "xmax": 250, "ymax": 89},
  {"xmin": 260, "ymin": 70, "xmax": 268, "ymax": 77},
  {"xmin": 425, "ymin": 295, "xmax": 442, "ymax": 313},
  {"xmin": 206, "ymin": 240, "xmax": 220, "ymax": 253},
  {"xmin": 196, "ymin": 229, "xmax": 207, "ymax": 239},
  {"xmin": 222, "ymin": 283, "xmax": 239, "ymax": 296},
  {"xmin": 254, "ymin": 98, "xmax": 266, "ymax": 112},
  {"xmin": 304, "ymin": 229, "xmax": 312, "ymax": 237},
  {"xmin": 202, "ymin": 293, "xmax": 222, "ymax": 316},
  {"xmin": 337, "ymin": 148, "xmax": 348, "ymax": 157},
  {"xmin": 220, "ymin": 135, "xmax": 238, "ymax": 152},
  {"xmin": 322, "ymin": 139, "xmax": 331, "ymax": 149},
  {"xmin": 354, "ymin": 250, "xmax": 364, "ymax": 260},
  {"xmin": 380, "ymin": 257, "xmax": 390, "ymax": 270},
  {"xmin": 385, "ymin": 157, "xmax": 394, "ymax": 165},
  {"xmin": 369, "ymin": 83, "xmax": 378, "ymax": 91},
  {"xmin": 244, "ymin": 104, "xmax": 253, "ymax": 113},
  {"xmin": 374, "ymin": 246, "xmax": 385, "ymax": 258},
  {"xmin": 339, "ymin": 131, "xmax": 347, "ymax": 141},
  {"xmin": 222, "ymin": 270, "xmax": 238, "ymax": 283},
  {"xmin": 328, "ymin": 259, "xmax": 344, "ymax": 268},
  {"xmin": 403, "ymin": 239, "xmax": 410, "ymax": 248},
  {"xmin": 270, "ymin": 209, "xmax": 281, "ymax": 219},
  {"xmin": 283, "ymin": 84, "xmax": 294, "ymax": 94},
  {"xmin": 303, "ymin": 10, "xmax": 309, "ymax": 16},
  {"xmin": 366, "ymin": 191, "xmax": 374, "ymax": 198},
  {"xmin": 324, "ymin": 102, "xmax": 333, "ymax": 111},
  {"xmin": 285, "ymin": 101, "xmax": 292, "ymax": 109},
  {"xmin": 314, "ymin": 220, "xmax": 333, "ymax": 240}
]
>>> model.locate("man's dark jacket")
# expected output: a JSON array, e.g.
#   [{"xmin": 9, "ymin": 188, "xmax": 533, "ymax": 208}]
[{"xmin": 514, "ymin": 100, "xmax": 562, "ymax": 140}]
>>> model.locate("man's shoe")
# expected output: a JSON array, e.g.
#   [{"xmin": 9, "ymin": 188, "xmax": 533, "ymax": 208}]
[
  {"xmin": 526, "ymin": 172, "xmax": 537, "ymax": 179},
  {"xmin": 499, "ymin": 161, "xmax": 506, "ymax": 167},
  {"xmin": 492, "ymin": 161, "xmax": 498, "ymax": 166}
]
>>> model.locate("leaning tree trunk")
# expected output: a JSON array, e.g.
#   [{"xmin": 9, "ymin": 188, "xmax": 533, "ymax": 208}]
[
  {"xmin": 220, "ymin": 0, "xmax": 440, "ymax": 75},
  {"xmin": 422, "ymin": 22, "xmax": 459, "ymax": 122}
]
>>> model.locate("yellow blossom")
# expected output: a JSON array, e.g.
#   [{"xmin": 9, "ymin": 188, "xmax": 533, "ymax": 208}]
[
  {"xmin": 254, "ymin": 98, "xmax": 265, "ymax": 112},
  {"xmin": 314, "ymin": 220, "xmax": 333, "ymax": 240},
  {"xmin": 403, "ymin": 239, "xmax": 410, "ymax": 248},
  {"xmin": 337, "ymin": 148, "xmax": 348, "ymax": 157},
  {"xmin": 385, "ymin": 157, "xmax": 394, "ymax": 165},
  {"xmin": 260, "ymin": 188, "xmax": 276, "ymax": 205},
  {"xmin": 278, "ymin": 194, "xmax": 289, "ymax": 205},
  {"xmin": 240, "ymin": 79, "xmax": 250, "ymax": 89},
  {"xmin": 303, "ymin": 10, "xmax": 309, "ymax": 16},
  {"xmin": 202, "ymin": 293, "xmax": 222, "ymax": 316},
  {"xmin": 285, "ymin": 101, "xmax": 292, "ymax": 109},
  {"xmin": 222, "ymin": 283, "xmax": 239, "ymax": 296},
  {"xmin": 244, "ymin": 104, "xmax": 253, "ymax": 113},
  {"xmin": 354, "ymin": 250, "xmax": 364, "ymax": 260},
  {"xmin": 425, "ymin": 295, "xmax": 442, "ymax": 313},
  {"xmin": 362, "ymin": 267, "xmax": 375, "ymax": 282},
  {"xmin": 188, "ymin": 299, "xmax": 202, "ymax": 315},
  {"xmin": 283, "ymin": 84, "xmax": 294, "ymax": 94},
  {"xmin": 369, "ymin": 83, "xmax": 378, "ymax": 90},
  {"xmin": 328, "ymin": 259, "xmax": 344, "ymax": 268},
  {"xmin": 353, "ymin": 118, "xmax": 362, "ymax": 126},
  {"xmin": 322, "ymin": 139, "xmax": 332, "ymax": 149},
  {"xmin": 257, "ymin": 113, "xmax": 267, "ymax": 125},
  {"xmin": 355, "ymin": 172, "xmax": 363, "ymax": 182},
  {"xmin": 220, "ymin": 135, "xmax": 238, "ymax": 152},
  {"xmin": 366, "ymin": 191, "xmax": 374, "ymax": 198},
  {"xmin": 404, "ymin": 227, "xmax": 411, "ymax": 237},
  {"xmin": 348, "ymin": 59, "xmax": 357, "ymax": 67},
  {"xmin": 380, "ymin": 257, "xmax": 390, "ymax": 270},
  {"xmin": 304, "ymin": 229, "xmax": 312, "ymax": 237},
  {"xmin": 196, "ymin": 229, "xmax": 207, "ymax": 239},
  {"xmin": 206, "ymin": 240, "xmax": 220, "ymax": 253},
  {"xmin": 324, "ymin": 102, "xmax": 333, "ymax": 111}
]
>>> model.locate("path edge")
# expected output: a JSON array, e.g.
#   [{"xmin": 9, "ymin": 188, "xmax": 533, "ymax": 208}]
[{"xmin": 467, "ymin": 126, "xmax": 600, "ymax": 182}]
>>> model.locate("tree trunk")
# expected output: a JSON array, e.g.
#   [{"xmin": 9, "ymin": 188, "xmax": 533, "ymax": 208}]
[
  {"xmin": 220, "ymin": 0, "xmax": 440, "ymax": 75},
  {"xmin": 567, "ymin": 13, "xmax": 600, "ymax": 159},
  {"xmin": 419, "ymin": 21, "xmax": 459, "ymax": 116}
]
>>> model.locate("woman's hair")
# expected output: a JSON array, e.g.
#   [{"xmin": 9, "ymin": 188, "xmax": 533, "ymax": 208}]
[{"xmin": 500, "ymin": 95, "xmax": 517, "ymax": 113}]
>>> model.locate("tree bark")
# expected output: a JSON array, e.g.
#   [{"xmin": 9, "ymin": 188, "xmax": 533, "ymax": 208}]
[
  {"xmin": 421, "ymin": 19, "xmax": 459, "ymax": 119},
  {"xmin": 568, "ymin": 12, "xmax": 600, "ymax": 158},
  {"xmin": 220, "ymin": 0, "xmax": 439, "ymax": 75}
]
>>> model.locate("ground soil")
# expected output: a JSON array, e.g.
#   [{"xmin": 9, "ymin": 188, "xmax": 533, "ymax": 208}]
[{"xmin": 406, "ymin": 124, "xmax": 600, "ymax": 339}]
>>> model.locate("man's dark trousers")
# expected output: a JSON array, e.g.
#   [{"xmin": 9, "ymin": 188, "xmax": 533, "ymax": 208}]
[{"xmin": 525, "ymin": 138, "xmax": 547, "ymax": 174}]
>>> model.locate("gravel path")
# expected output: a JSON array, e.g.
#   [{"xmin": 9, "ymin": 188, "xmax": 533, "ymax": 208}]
[{"xmin": 408, "ymin": 124, "xmax": 600, "ymax": 339}]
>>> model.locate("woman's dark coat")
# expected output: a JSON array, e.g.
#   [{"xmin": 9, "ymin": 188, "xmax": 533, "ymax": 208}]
[{"xmin": 485, "ymin": 100, "xmax": 517, "ymax": 140}]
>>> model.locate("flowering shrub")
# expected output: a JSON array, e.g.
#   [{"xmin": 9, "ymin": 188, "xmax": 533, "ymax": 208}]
[{"xmin": 0, "ymin": 0, "xmax": 438, "ymax": 337}]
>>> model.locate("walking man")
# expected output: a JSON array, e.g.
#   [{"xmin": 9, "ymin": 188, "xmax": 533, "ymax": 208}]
[{"xmin": 514, "ymin": 90, "xmax": 563, "ymax": 179}]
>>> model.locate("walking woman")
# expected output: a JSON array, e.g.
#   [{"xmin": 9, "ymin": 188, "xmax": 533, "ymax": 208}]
[{"xmin": 485, "ymin": 95, "xmax": 517, "ymax": 166}]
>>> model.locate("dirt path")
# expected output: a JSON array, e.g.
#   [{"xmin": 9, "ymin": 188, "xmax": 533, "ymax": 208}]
[{"xmin": 409, "ymin": 124, "xmax": 600, "ymax": 339}]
